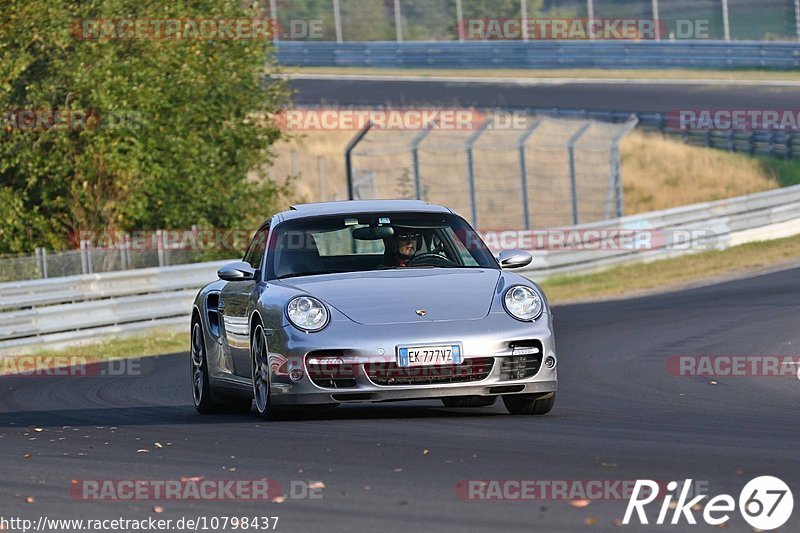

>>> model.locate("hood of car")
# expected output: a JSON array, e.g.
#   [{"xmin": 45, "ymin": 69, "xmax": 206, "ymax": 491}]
[{"xmin": 276, "ymin": 269, "xmax": 501, "ymax": 325}]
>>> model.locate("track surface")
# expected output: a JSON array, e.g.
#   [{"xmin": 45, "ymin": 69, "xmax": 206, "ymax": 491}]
[
  {"xmin": 2, "ymin": 266, "xmax": 799, "ymax": 532},
  {"xmin": 290, "ymin": 77, "xmax": 800, "ymax": 112}
]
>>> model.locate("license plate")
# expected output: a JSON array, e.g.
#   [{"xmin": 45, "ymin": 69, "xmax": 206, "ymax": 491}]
[{"xmin": 397, "ymin": 344, "xmax": 462, "ymax": 368}]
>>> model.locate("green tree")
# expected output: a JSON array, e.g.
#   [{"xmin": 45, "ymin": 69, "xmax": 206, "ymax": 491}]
[{"xmin": 0, "ymin": 0, "xmax": 290, "ymax": 254}]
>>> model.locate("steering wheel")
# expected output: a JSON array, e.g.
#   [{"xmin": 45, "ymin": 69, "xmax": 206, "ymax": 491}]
[{"xmin": 408, "ymin": 253, "xmax": 457, "ymax": 267}]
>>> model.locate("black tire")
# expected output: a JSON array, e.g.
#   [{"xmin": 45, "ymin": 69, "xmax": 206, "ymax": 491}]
[
  {"xmin": 502, "ymin": 392, "xmax": 556, "ymax": 415},
  {"xmin": 191, "ymin": 321, "xmax": 252, "ymax": 415},
  {"xmin": 252, "ymin": 324, "xmax": 276, "ymax": 420},
  {"xmin": 441, "ymin": 396, "xmax": 497, "ymax": 408}
]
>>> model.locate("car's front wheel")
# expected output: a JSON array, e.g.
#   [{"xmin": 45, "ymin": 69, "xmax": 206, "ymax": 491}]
[
  {"xmin": 252, "ymin": 324, "xmax": 275, "ymax": 420},
  {"xmin": 191, "ymin": 321, "xmax": 251, "ymax": 414},
  {"xmin": 502, "ymin": 392, "xmax": 556, "ymax": 415}
]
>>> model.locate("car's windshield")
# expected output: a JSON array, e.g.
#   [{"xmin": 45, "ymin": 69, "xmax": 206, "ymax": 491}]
[{"xmin": 268, "ymin": 212, "xmax": 497, "ymax": 280}]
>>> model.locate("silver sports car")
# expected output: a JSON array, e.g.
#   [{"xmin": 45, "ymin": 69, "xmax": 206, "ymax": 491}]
[{"xmin": 190, "ymin": 200, "xmax": 557, "ymax": 419}]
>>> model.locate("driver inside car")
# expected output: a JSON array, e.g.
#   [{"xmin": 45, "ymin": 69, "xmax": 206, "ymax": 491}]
[{"xmin": 383, "ymin": 228, "xmax": 420, "ymax": 267}]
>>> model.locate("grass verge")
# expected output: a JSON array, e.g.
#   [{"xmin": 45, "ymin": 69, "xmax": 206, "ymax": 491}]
[
  {"xmin": 290, "ymin": 67, "xmax": 800, "ymax": 82},
  {"xmin": 541, "ymin": 233, "xmax": 800, "ymax": 304}
]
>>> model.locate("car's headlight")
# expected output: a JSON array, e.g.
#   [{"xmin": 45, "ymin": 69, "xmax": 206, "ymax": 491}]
[
  {"xmin": 503, "ymin": 286, "xmax": 543, "ymax": 321},
  {"xmin": 287, "ymin": 296, "xmax": 329, "ymax": 332}
]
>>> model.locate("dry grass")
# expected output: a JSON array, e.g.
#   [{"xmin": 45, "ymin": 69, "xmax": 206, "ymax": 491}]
[
  {"xmin": 273, "ymin": 129, "xmax": 784, "ymax": 216},
  {"xmin": 619, "ymin": 131, "xmax": 779, "ymax": 214},
  {"xmin": 542, "ymin": 232, "xmax": 800, "ymax": 304}
]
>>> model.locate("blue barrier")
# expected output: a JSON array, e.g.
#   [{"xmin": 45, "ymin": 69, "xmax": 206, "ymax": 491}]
[{"xmin": 276, "ymin": 40, "xmax": 800, "ymax": 70}]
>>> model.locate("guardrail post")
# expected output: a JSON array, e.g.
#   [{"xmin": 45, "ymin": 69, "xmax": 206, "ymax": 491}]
[
  {"xmin": 35, "ymin": 247, "xmax": 48, "ymax": 279},
  {"xmin": 567, "ymin": 122, "xmax": 592, "ymax": 225},
  {"xmin": 517, "ymin": 118, "xmax": 543, "ymax": 229},
  {"xmin": 411, "ymin": 121, "xmax": 435, "ymax": 200},
  {"xmin": 80, "ymin": 240, "xmax": 92, "ymax": 275},
  {"xmin": 345, "ymin": 121, "xmax": 373, "ymax": 200},
  {"xmin": 466, "ymin": 119, "xmax": 493, "ymax": 228}
]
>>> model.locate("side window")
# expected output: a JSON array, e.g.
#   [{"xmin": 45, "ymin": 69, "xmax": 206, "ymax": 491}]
[{"xmin": 244, "ymin": 227, "xmax": 269, "ymax": 270}]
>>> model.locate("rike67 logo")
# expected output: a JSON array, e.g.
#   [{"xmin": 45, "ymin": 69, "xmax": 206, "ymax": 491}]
[{"xmin": 623, "ymin": 476, "xmax": 793, "ymax": 530}]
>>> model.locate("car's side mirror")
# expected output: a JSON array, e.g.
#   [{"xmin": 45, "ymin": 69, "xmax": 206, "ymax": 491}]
[
  {"xmin": 218, "ymin": 261, "xmax": 257, "ymax": 282},
  {"xmin": 497, "ymin": 249, "xmax": 533, "ymax": 269}
]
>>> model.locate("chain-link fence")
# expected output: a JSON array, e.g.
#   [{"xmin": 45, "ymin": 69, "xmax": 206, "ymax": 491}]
[
  {"xmin": 0, "ymin": 232, "xmax": 243, "ymax": 283},
  {"xmin": 270, "ymin": 0, "xmax": 800, "ymax": 42},
  {"xmin": 346, "ymin": 115, "xmax": 638, "ymax": 230}
]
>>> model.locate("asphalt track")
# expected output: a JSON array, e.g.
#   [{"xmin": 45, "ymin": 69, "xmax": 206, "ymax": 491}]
[
  {"xmin": 2, "ymin": 266, "xmax": 799, "ymax": 532},
  {"xmin": 289, "ymin": 77, "xmax": 800, "ymax": 113}
]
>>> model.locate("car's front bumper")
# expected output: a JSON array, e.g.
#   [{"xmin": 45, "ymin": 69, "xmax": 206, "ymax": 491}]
[{"xmin": 265, "ymin": 310, "xmax": 557, "ymax": 406}]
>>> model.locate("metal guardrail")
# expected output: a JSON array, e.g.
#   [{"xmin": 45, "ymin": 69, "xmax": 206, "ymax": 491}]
[
  {"xmin": 2, "ymin": 185, "xmax": 800, "ymax": 353},
  {"xmin": 276, "ymin": 41, "xmax": 800, "ymax": 70},
  {"xmin": 0, "ymin": 261, "xmax": 229, "ymax": 353},
  {"xmin": 507, "ymin": 183, "xmax": 800, "ymax": 279}
]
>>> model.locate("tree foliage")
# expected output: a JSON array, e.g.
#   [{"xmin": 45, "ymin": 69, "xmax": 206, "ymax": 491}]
[{"xmin": 0, "ymin": 0, "xmax": 290, "ymax": 253}]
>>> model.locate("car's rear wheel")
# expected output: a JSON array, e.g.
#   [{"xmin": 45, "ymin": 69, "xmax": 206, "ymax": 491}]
[
  {"xmin": 191, "ymin": 321, "xmax": 251, "ymax": 414},
  {"xmin": 252, "ymin": 324, "xmax": 275, "ymax": 420},
  {"xmin": 441, "ymin": 396, "xmax": 497, "ymax": 408},
  {"xmin": 502, "ymin": 392, "xmax": 556, "ymax": 415}
]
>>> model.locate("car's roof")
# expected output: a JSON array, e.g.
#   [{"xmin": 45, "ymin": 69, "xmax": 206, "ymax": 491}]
[{"xmin": 273, "ymin": 200, "xmax": 452, "ymax": 223}]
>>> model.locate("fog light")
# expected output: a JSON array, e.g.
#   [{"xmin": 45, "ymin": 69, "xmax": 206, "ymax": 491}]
[
  {"xmin": 289, "ymin": 368, "xmax": 304, "ymax": 382},
  {"xmin": 544, "ymin": 356, "xmax": 556, "ymax": 369}
]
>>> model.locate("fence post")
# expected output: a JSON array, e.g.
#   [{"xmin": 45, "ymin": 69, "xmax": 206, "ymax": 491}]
[
  {"xmin": 269, "ymin": 0, "xmax": 279, "ymax": 42},
  {"xmin": 520, "ymin": 0, "xmax": 529, "ymax": 41},
  {"xmin": 651, "ymin": 0, "xmax": 661, "ymax": 40},
  {"xmin": 466, "ymin": 119, "xmax": 493, "ymax": 229},
  {"xmin": 156, "ymin": 229, "xmax": 166, "ymax": 267},
  {"xmin": 35, "ymin": 247, "xmax": 48, "ymax": 279},
  {"xmin": 609, "ymin": 115, "xmax": 639, "ymax": 219},
  {"xmin": 795, "ymin": 0, "xmax": 800, "ymax": 41},
  {"xmin": 317, "ymin": 157, "xmax": 326, "ymax": 201},
  {"xmin": 80, "ymin": 240, "xmax": 92, "ymax": 275},
  {"xmin": 121, "ymin": 232, "xmax": 131, "ymax": 270},
  {"xmin": 345, "ymin": 121, "xmax": 373, "ymax": 200},
  {"xmin": 290, "ymin": 149, "xmax": 298, "ymax": 176},
  {"xmin": 721, "ymin": 0, "xmax": 731, "ymax": 41},
  {"xmin": 394, "ymin": 0, "xmax": 403, "ymax": 43},
  {"xmin": 455, "ymin": 0, "xmax": 465, "ymax": 41},
  {"xmin": 567, "ymin": 122, "xmax": 592, "ymax": 226},
  {"xmin": 333, "ymin": 0, "xmax": 343, "ymax": 43},
  {"xmin": 517, "ymin": 118, "xmax": 542, "ymax": 230},
  {"xmin": 411, "ymin": 121, "xmax": 435, "ymax": 200}
]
